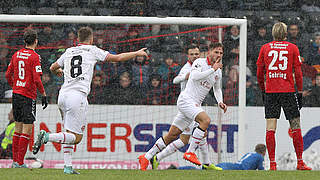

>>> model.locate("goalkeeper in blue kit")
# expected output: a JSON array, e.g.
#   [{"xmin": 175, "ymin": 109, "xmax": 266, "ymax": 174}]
[{"xmin": 216, "ymin": 144, "xmax": 266, "ymax": 170}]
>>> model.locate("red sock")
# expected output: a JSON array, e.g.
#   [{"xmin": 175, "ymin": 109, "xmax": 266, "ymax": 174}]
[
  {"xmin": 266, "ymin": 130, "xmax": 276, "ymax": 162},
  {"xmin": 12, "ymin": 132, "xmax": 21, "ymax": 163},
  {"xmin": 291, "ymin": 128, "xmax": 304, "ymax": 164},
  {"xmin": 17, "ymin": 133, "xmax": 30, "ymax": 165}
]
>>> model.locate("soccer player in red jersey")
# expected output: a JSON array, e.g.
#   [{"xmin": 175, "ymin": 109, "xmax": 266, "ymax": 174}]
[
  {"xmin": 256, "ymin": 22, "xmax": 311, "ymax": 171},
  {"xmin": 5, "ymin": 29, "xmax": 48, "ymax": 168}
]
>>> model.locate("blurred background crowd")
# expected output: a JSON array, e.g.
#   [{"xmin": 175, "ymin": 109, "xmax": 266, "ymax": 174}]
[{"xmin": 0, "ymin": 0, "xmax": 320, "ymax": 107}]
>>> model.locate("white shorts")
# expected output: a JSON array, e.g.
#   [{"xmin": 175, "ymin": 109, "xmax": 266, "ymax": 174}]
[
  {"xmin": 172, "ymin": 94, "xmax": 204, "ymax": 132},
  {"xmin": 58, "ymin": 90, "xmax": 88, "ymax": 134}
]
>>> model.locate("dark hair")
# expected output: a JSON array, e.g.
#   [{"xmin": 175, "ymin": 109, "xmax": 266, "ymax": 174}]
[
  {"xmin": 78, "ymin": 26, "xmax": 93, "ymax": 43},
  {"xmin": 24, "ymin": 29, "xmax": 37, "ymax": 46},
  {"xmin": 150, "ymin": 73, "xmax": 161, "ymax": 81},
  {"xmin": 255, "ymin": 144, "xmax": 266, "ymax": 154},
  {"xmin": 209, "ymin": 42, "xmax": 224, "ymax": 51},
  {"xmin": 187, "ymin": 45, "xmax": 200, "ymax": 52}
]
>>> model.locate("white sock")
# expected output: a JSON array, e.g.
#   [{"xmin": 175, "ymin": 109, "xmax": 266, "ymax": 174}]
[
  {"xmin": 187, "ymin": 127, "xmax": 205, "ymax": 153},
  {"xmin": 156, "ymin": 139, "xmax": 185, "ymax": 161},
  {"xmin": 63, "ymin": 144, "xmax": 73, "ymax": 167},
  {"xmin": 199, "ymin": 137, "xmax": 210, "ymax": 165},
  {"xmin": 145, "ymin": 137, "xmax": 166, "ymax": 160},
  {"xmin": 49, "ymin": 132, "xmax": 76, "ymax": 144}
]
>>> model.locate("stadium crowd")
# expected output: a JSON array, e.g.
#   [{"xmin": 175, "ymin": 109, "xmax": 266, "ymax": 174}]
[{"xmin": 0, "ymin": 0, "xmax": 320, "ymax": 107}]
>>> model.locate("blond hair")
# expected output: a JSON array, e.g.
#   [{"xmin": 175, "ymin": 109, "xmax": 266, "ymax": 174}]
[{"xmin": 272, "ymin": 22, "xmax": 287, "ymax": 41}]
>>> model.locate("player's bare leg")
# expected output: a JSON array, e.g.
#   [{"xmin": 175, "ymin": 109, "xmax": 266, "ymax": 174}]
[
  {"xmin": 184, "ymin": 112, "xmax": 210, "ymax": 166},
  {"xmin": 289, "ymin": 117, "xmax": 312, "ymax": 170},
  {"xmin": 266, "ymin": 118, "xmax": 277, "ymax": 170},
  {"xmin": 139, "ymin": 125, "xmax": 182, "ymax": 170}
]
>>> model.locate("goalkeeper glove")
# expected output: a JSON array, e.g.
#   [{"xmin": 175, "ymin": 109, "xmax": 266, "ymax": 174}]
[
  {"xmin": 297, "ymin": 93, "xmax": 303, "ymax": 110},
  {"xmin": 42, "ymin": 96, "xmax": 48, "ymax": 110}
]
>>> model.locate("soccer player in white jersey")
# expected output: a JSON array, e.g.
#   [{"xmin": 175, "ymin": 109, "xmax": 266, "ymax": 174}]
[
  {"xmin": 32, "ymin": 26, "xmax": 148, "ymax": 174},
  {"xmin": 139, "ymin": 43, "xmax": 227, "ymax": 170},
  {"xmin": 149, "ymin": 45, "xmax": 221, "ymax": 170}
]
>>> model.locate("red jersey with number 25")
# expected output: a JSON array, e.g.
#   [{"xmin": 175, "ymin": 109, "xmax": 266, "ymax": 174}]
[
  {"xmin": 256, "ymin": 41, "xmax": 303, "ymax": 93},
  {"xmin": 5, "ymin": 48, "xmax": 45, "ymax": 99}
]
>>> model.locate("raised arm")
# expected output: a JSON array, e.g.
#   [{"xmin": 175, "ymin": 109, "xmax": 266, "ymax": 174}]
[{"xmin": 105, "ymin": 48, "xmax": 148, "ymax": 62}]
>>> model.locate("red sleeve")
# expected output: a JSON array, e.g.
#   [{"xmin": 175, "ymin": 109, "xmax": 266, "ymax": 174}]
[
  {"xmin": 256, "ymin": 46, "xmax": 265, "ymax": 91},
  {"xmin": 293, "ymin": 45, "xmax": 303, "ymax": 91},
  {"xmin": 32, "ymin": 55, "xmax": 45, "ymax": 95},
  {"xmin": 5, "ymin": 57, "xmax": 14, "ymax": 87}
]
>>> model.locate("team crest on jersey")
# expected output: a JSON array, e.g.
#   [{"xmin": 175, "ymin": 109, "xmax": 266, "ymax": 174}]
[
  {"xmin": 215, "ymin": 75, "xmax": 219, "ymax": 80},
  {"xmin": 195, "ymin": 64, "xmax": 201, "ymax": 68},
  {"xmin": 35, "ymin": 65, "xmax": 42, "ymax": 72}
]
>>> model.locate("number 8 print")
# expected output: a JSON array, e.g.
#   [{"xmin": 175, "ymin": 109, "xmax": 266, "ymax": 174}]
[{"xmin": 70, "ymin": 55, "xmax": 83, "ymax": 78}]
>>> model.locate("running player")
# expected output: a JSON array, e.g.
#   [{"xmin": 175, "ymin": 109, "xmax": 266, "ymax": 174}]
[
  {"xmin": 150, "ymin": 45, "xmax": 221, "ymax": 170},
  {"xmin": 138, "ymin": 42, "xmax": 227, "ymax": 170},
  {"xmin": 32, "ymin": 26, "xmax": 148, "ymax": 174}
]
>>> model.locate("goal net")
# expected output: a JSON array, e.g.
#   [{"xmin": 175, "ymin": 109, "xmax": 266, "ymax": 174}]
[{"xmin": 0, "ymin": 15, "xmax": 247, "ymax": 169}]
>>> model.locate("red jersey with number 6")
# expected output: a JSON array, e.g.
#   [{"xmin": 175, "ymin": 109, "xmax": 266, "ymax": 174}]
[
  {"xmin": 5, "ymin": 48, "xmax": 45, "ymax": 99},
  {"xmin": 256, "ymin": 41, "xmax": 303, "ymax": 93}
]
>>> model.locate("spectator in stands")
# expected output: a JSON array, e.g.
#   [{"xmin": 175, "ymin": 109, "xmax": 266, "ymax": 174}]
[
  {"xmin": 0, "ymin": 47, "xmax": 10, "ymax": 72},
  {"xmin": 118, "ymin": 25, "xmax": 145, "ymax": 53},
  {"xmin": 38, "ymin": 25, "xmax": 55, "ymax": 46},
  {"xmin": 301, "ymin": 0, "xmax": 320, "ymax": 12},
  {"xmin": 249, "ymin": 23, "xmax": 272, "ymax": 74},
  {"xmin": 307, "ymin": 32, "xmax": 320, "ymax": 66},
  {"xmin": 131, "ymin": 55, "xmax": 152, "ymax": 89},
  {"xmin": 144, "ymin": 74, "xmax": 164, "ymax": 105},
  {"xmin": 88, "ymin": 72, "xmax": 106, "ymax": 104},
  {"xmin": 222, "ymin": 25, "xmax": 240, "ymax": 66},
  {"xmin": 107, "ymin": 72, "xmax": 142, "ymax": 105},
  {"xmin": 304, "ymin": 74, "xmax": 320, "ymax": 107},
  {"xmin": 0, "ymin": 109, "xmax": 15, "ymax": 159},
  {"xmin": 157, "ymin": 54, "xmax": 180, "ymax": 88},
  {"xmin": 59, "ymin": 29, "xmax": 77, "ymax": 48},
  {"xmin": 223, "ymin": 65, "xmax": 239, "ymax": 106},
  {"xmin": 246, "ymin": 76, "xmax": 259, "ymax": 106},
  {"xmin": 287, "ymin": 22, "xmax": 308, "ymax": 58},
  {"xmin": 49, "ymin": 49, "xmax": 65, "ymax": 87},
  {"xmin": 37, "ymin": 72, "xmax": 57, "ymax": 104},
  {"xmin": 101, "ymin": 61, "xmax": 123, "ymax": 86}
]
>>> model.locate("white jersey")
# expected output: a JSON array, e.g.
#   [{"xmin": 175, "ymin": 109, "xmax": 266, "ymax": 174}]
[
  {"xmin": 180, "ymin": 57, "xmax": 223, "ymax": 105},
  {"xmin": 173, "ymin": 61, "xmax": 192, "ymax": 91},
  {"xmin": 57, "ymin": 44, "xmax": 109, "ymax": 95}
]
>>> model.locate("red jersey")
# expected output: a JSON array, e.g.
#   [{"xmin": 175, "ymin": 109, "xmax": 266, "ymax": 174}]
[
  {"xmin": 5, "ymin": 48, "xmax": 45, "ymax": 99},
  {"xmin": 256, "ymin": 41, "xmax": 303, "ymax": 93}
]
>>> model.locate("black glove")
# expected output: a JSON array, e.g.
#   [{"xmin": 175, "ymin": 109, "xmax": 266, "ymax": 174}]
[
  {"xmin": 42, "ymin": 96, "xmax": 48, "ymax": 110},
  {"xmin": 297, "ymin": 93, "xmax": 303, "ymax": 110}
]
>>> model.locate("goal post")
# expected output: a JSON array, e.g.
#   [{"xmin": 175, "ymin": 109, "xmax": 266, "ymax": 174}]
[{"xmin": 0, "ymin": 15, "xmax": 247, "ymax": 168}]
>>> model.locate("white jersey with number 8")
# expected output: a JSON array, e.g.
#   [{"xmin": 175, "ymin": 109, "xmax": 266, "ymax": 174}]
[{"xmin": 57, "ymin": 44, "xmax": 109, "ymax": 95}]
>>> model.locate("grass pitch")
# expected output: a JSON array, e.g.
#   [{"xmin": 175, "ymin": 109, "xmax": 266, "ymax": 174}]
[{"xmin": 0, "ymin": 168, "xmax": 319, "ymax": 180}]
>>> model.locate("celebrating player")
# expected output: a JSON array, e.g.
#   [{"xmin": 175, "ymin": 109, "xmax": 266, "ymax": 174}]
[
  {"xmin": 139, "ymin": 42, "xmax": 227, "ymax": 170},
  {"xmin": 150, "ymin": 45, "xmax": 221, "ymax": 170},
  {"xmin": 32, "ymin": 26, "xmax": 148, "ymax": 174},
  {"xmin": 256, "ymin": 22, "xmax": 311, "ymax": 170},
  {"xmin": 216, "ymin": 144, "xmax": 266, "ymax": 170},
  {"xmin": 5, "ymin": 29, "xmax": 48, "ymax": 168}
]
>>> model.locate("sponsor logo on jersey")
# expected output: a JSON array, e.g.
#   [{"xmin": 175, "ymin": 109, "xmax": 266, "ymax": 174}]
[{"xmin": 35, "ymin": 65, "xmax": 42, "ymax": 72}]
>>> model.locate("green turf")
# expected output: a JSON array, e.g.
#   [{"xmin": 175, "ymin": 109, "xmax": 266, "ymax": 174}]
[{"xmin": 0, "ymin": 169, "xmax": 319, "ymax": 180}]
